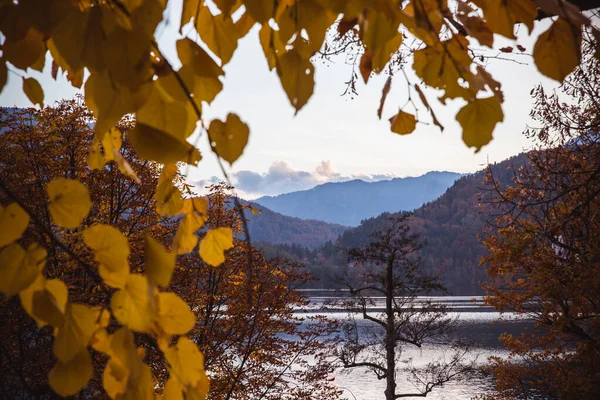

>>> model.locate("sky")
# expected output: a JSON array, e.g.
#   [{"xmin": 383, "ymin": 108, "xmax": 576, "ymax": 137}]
[{"xmin": 0, "ymin": 2, "xmax": 567, "ymax": 199}]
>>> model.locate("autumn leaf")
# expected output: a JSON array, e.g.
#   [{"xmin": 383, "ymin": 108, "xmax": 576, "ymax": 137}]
[
  {"xmin": 129, "ymin": 123, "xmax": 202, "ymax": 165},
  {"xmin": 154, "ymin": 292, "xmax": 195, "ymax": 335},
  {"xmin": 173, "ymin": 212, "xmax": 204, "ymax": 255},
  {"xmin": 87, "ymin": 137, "xmax": 106, "ymax": 170},
  {"xmin": 196, "ymin": 6, "xmax": 238, "ymax": 65},
  {"xmin": 164, "ymin": 338, "xmax": 208, "ymax": 389},
  {"xmin": 3, "ymin": 28, "xmax": 45, "ymax": 70},
  {"xmin": 111, "ymin": 274, "xmax": 154, "ymax": 333},
  {"xmin": 0, "ymin": 243, "xmax": 46, "ymax": 296},
  {"xmin": 277, "ymin": 47, "xmax": 314, "ymax": 113},
  {"xmin": 49, "ymin": 349, "xmax": 93, "ymax": 397},
  {"xmin": 20, "ymin": 277, "xmax": 68, "ymax": 328},
  {"xmin": 533, "ymin": 18, "xmax": 581, "ymax": 82},
  {"xmin": 0, "ymin": 202, "xmax": 30, "ymax": 247},
  {"xmin": 85, "ymin": 72, "xmax": 150, "ymax": 137},
  {"xmin": 199, "ymin": 227, "xmax": 234, "ymax": 266},
  {"xmin": 155, "ymin": 164, "xmax": 184, "ymax": 217},
  {"xmin": 209, "ymin": 113, "xmax": 250, "ymax": 165},
  {"xmin": 456, "ymin": 96, "xmax": 504, "ymax": 151},
  {"xmin": 377, "ymin": 76, "xmax": 392, "ymax": 119},
  {"xmin": 83, "ymin": 224, "xmax": 130, "ymax": 288},
  {"xmin": 53, "ymin": 304, "xmax": 99, "ymax": 364},
  {"xmin": 47, "ymin": 178, "xmax": 92, "ymax": 229},
  {"xmin": 23, "ymin": 77, "xmax": 44, "ymax": 108},
  {"xmin": 243, "ymin": 0, "xmax": 274, "ymax": 23},
  {"xmin": 389, "ymin": 110, "xmax": 417, "ymax": 135},
  {"xmin": 145, "ymin": 234, "xmax": 176, "ymax": 288}
]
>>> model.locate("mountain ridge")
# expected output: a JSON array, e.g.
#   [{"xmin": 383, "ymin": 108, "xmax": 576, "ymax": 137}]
[{"xmin": 253, "ymin": 171, "xmax": 463, "ymax": 226}]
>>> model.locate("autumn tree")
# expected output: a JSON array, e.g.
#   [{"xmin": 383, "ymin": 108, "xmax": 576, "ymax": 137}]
[
  {"xmin": 0, "ymin": 0, "xmax": 598, "ymax": 398},
  {"xmin": 172, "ymin": 183, "xmax": 341, "ymax": 400},
  {"xmin": 333, "ymin": 213, "xmax": 473, "ymax": 400},
  {"xmin": 481, "ymin": 33, "xmax": 600, "ymax": 399},
  {"xmin": 0, "ymin": 102, "xmax": 340, "ymax": 399},
  {"xmin": 0, "ymin": 101, "xmax": 193, "ymax": 398}
]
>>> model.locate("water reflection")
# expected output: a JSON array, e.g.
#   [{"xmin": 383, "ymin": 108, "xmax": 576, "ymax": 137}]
[{"xmin": 299, "ymin": 295, "xmax": 532, "ymax": 400}]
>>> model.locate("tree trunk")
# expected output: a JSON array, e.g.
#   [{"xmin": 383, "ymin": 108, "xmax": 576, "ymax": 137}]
[{"xmin": 384, "ymin": 258, "xmax": 396, "ymax": 400}]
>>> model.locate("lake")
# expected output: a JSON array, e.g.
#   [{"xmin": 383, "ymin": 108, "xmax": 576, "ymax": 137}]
[{"xmin": 298, "ymin": 294, "xmax": 532, "ymax": 400}]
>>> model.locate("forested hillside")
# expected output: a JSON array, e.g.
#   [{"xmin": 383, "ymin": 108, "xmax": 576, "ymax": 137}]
[
  {"xmin": 260, "ymin": 154, "xmax": 528, "ymax": 294},
  {"xmin": 245, "ymin": 203, "xmax": 347, "ymax": 248},
  {"xmin": 254, "ymin": 171, "xmax": 462, "ymax": 226}
]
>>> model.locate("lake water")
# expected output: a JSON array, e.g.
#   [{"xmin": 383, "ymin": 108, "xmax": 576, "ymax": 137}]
[{"xmin": 299, "ymin": 294, "xmax": 531, "ymax": 400}]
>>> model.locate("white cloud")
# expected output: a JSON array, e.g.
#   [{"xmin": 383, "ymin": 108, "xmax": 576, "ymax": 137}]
[{"xmin": 209, "ymin": 160, "xmax": 401, "ymax": 199}]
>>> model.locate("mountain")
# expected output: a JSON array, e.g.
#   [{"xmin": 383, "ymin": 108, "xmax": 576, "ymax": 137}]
[
  {"xmin": 245, "ymin": 202, "xmax": 348, "ymax": 248},
  {"xmin": 259, "ymin": 155, "xmax": 528, "ymax": 294},
  {"xmin": 253, "ymin": 171, "xmax": 463, "ymax": 226}
]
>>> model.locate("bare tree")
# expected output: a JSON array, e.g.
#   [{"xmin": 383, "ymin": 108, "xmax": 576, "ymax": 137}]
[{"xmin": 332, "ymin": 213, "xmax": 474, "ymax": 400}]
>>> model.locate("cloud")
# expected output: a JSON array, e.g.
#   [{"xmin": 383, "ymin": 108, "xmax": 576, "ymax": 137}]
[{"xmin": 227, "ymin": 160, "xmax": 398, "ymax": 199}]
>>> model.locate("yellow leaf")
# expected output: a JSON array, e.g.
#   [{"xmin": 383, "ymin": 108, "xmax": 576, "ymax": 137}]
[
  {"xmin": 111, "ymin": 274, "xmax": 154, "ymax": 333},
  {"xmin": 277, "ymin": 47, "xmax": 314, "ymax": 113},
  {"xmin": 145, "ymin": 234, "xmax": 176, "ymax": 288},
  {"xmin": 389, "ymin": 110, "xmax": 417, "ymax": 135},
  {"xmin": 129, "ymin": 123, "xmax": 202, "ymax": 165},
  {"xmin": 2, "ymin": 27, "xmax": 45, "ymax": 70},
  {"xmin": 88, "ymin": 137, "xmax": 106, "ymax": 170},
  {"xmin": 259, "ymin": 24, "xmax": 285, "ymax": 71},
  {"xmin": 0, "ymin": 242, "xmax": 45, "ymax": 296},
  {"xmin": 209, "ymin": 113, "xmax": 250, "ymax": 165},
  {"xmin": 187, "ymin": 381, "xmax": 210, "ymax": 400},
  {"xmin": 199, "ymin": 227, "xmax": 233, "ymax": 266},
  {"xmin": 235, "ymin": 11, "xmax": 256, "ymax": 38},
  {"xmin": 137, "ymin": 80, "xmax": 198, "ymax": 141},
  {"xmin": 103, "ymin": 328, "xmax": 142, "ymax": 398},
  {"xmin": 533, "ymin": 18, "xmax": 581, "ymax": 82},
  {"xmin": 276, "ymin": 0, "xmax": 334, "ymax": 48},
  {"xmin": 113, "ymin": 151, "xmax": 141, "ymax": 183},
  {"xmin": 182, "ymin": 197, "xmax": 208, "ymax": 216},
  {"xmin": 47, "ymin": 178, "xmax": 92, "ymax": 229},
  {"xmin": 359, "ymin": 49, "xmax": 372, "ymax": 83},
  {"xmin": 154, "ymin": 292, "xmax": 195, "ymax": 335},
  {"xmin": 361, "ymin": 5, "xmax": 401, "ymax": 72},
  {"xmin": 19, "ymin": 274, "xmax": 46, "ymax": 326},
  {"xmin": 196, "ymin": 6, "xmax": 238, "ymax": 65},
  {"xmin": 54, "ymin": 303, "xmax": 99, "ymax": 363},
  {"xmin": 83, "ymin": 224, "xmax": 130, "ymax": 288},
  {"xmin": 413, "ymin": 37, "xmax": 474, "ymax": 102},
  {"xmin": 243, "ymin": 0, "xmax": 273, "ymax": 23},
  {"xmin": 155, "ymin": 164, "xmax": 184, "ymax": 217},
  {"xmin": 457, "ymin": 15, "xmax": 493, "ymax": 48},
  {"xmin": 21, "ymin": 277, "xmax": 68, "ymax": 328},
  {"xmin": 474, "ymin": 0, "xmax": 537, "ymax": 39},
  {"xmin": 164, "ymin": 338, "xmax": 207, "ymax": 387},
  {"xmin": 0, "ymin": 202, "xmax": 30, "ymax": 247},
  {"xmin": 163, "ymin": 377, "xmax": 184, "ymax": 400},
  {"xmin": 121, "ymin": 364, "xmax": 155, "ymax": 400},
  {"xmin": 181, "ymin": 0, "xmax": 203, "ymax": 28},
  {"xmin": 91, "ymin": 328, "xmax": 111, "ymax": 354},
  {"xmin": 49, "ymin": 349, "xmax": 93, "ymax": 397},
  {"xmin": 98, "ymin": 23, "xmax": 154, "ymax": 89},
  {"xmin": 214, "ymin": 0, "xmax": 240, "ymax": 16},
  {"xmin": 100, "ymin": 128, "xmax": 122, "ymax": 162},
  {"xmin": 176, "ymin": 38, "xmax": 224, "ymax": 103},
  {"xmin": 173, "ymin": 212, "xmax": 205, "ymax": 255},
  {"xmin": 456, "ymin": 96, "xmax": 504, "ymax": 151},
  {"xmin": 23, "ymin": 77, "xmax": 44, "ymax": 108},
  {"xmin": 372, "ymin": 32, "xmax": 402, "ymax": 73},
  {"xmin": 85, "ymin": 71, "xmax": 150, "ymax": 137}
]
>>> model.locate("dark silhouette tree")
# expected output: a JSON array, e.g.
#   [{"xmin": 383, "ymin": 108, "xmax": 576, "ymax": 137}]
[{"xmin": 333, "ymin": 213, "xmax": 474, "ymax": 400}]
